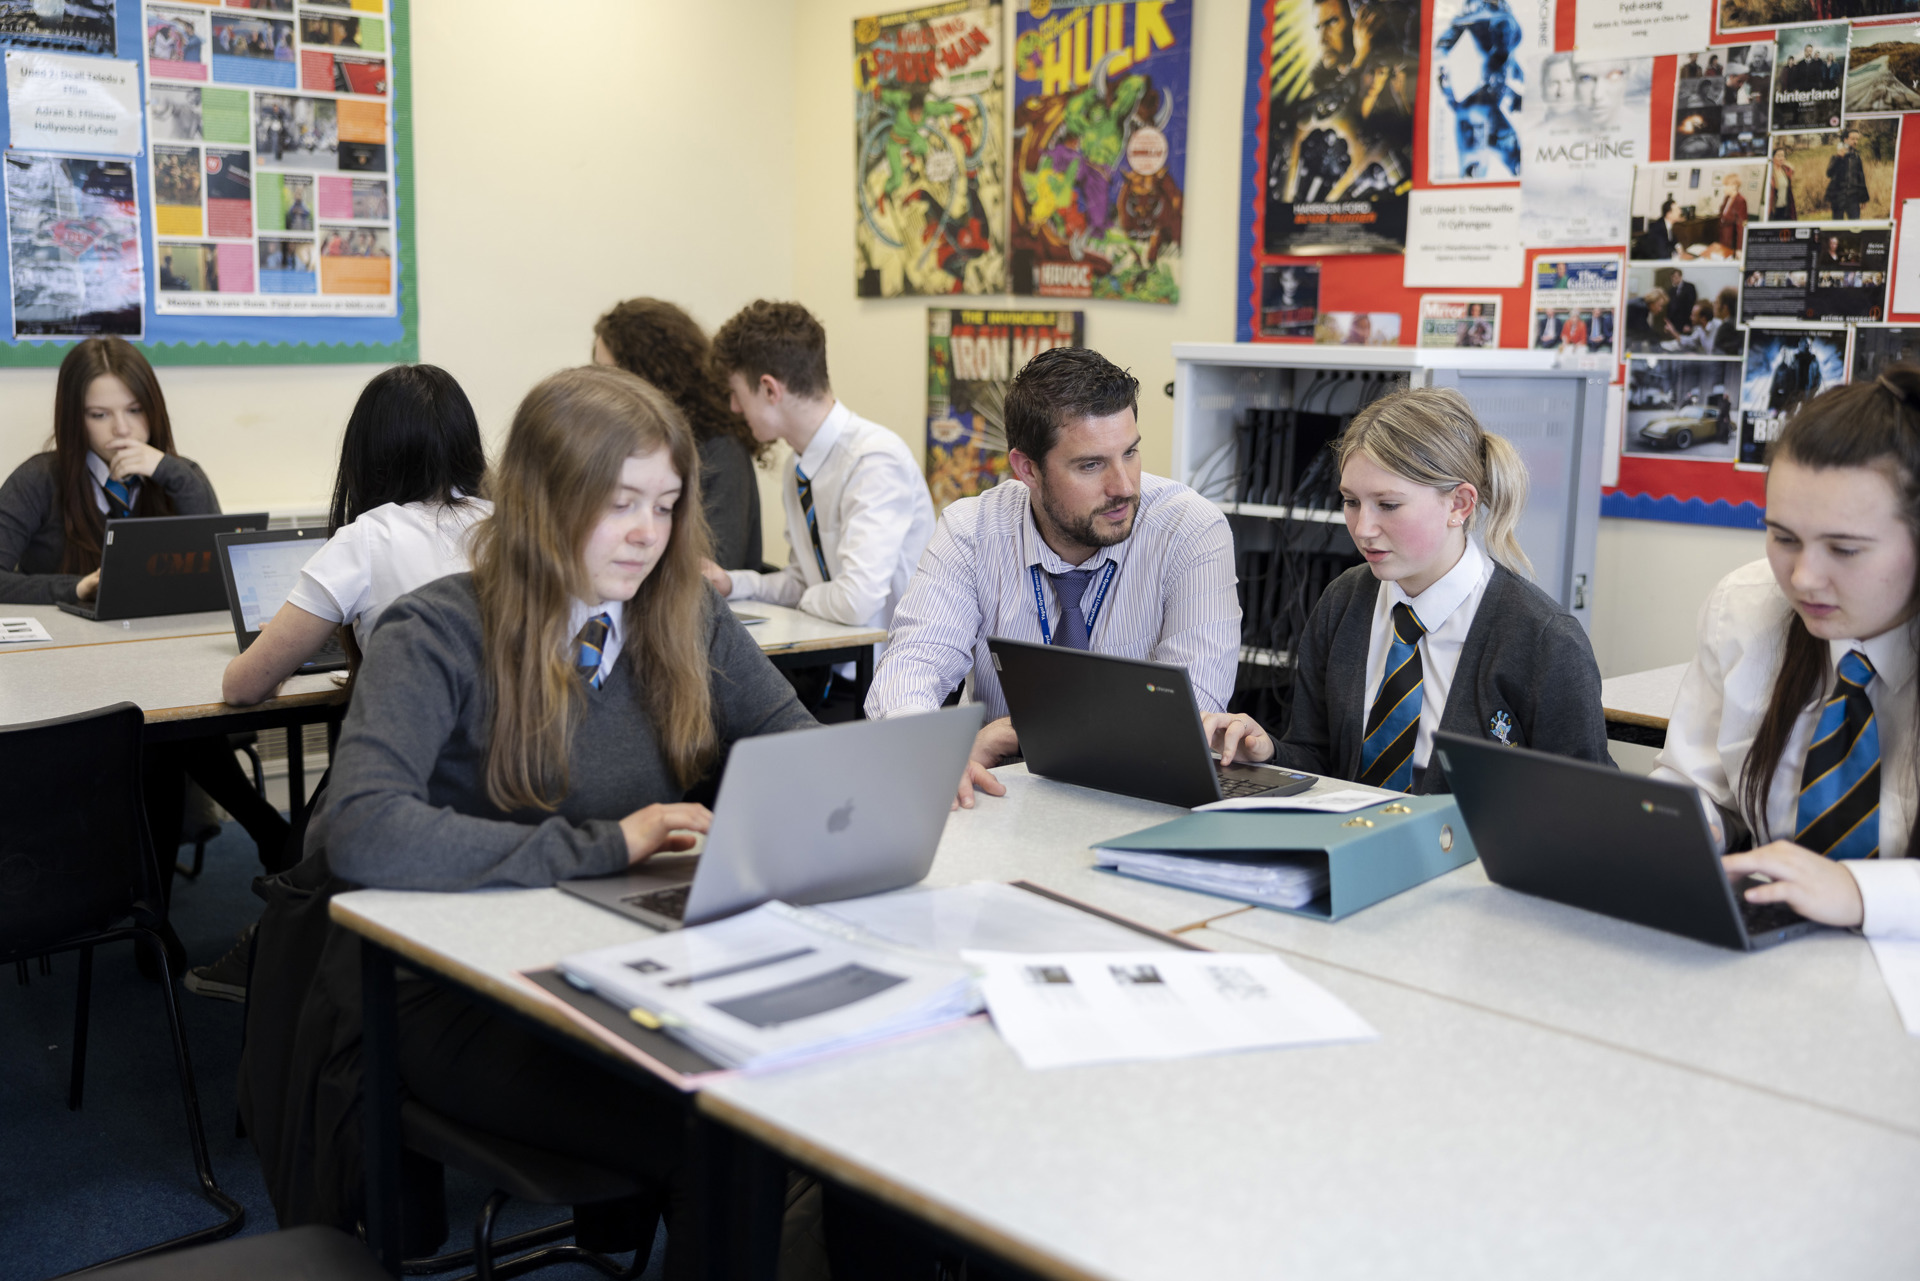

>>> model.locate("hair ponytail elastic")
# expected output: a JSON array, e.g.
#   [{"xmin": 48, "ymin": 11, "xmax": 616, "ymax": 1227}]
[{"xmin": 1876, "ymin": 373, "xmax": 1918, "ymax": 410}]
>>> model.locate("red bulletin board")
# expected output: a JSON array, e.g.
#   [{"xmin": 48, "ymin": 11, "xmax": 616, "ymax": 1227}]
[{"xmin": 1235, "ymin": 2, "xmax": 1920, "ymax": 525}]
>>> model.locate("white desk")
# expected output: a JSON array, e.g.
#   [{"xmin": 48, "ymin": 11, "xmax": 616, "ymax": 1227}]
[
  {"xmin": 1601, "ymin": 662, "xmax": 1687, "ymax": 746},
  {"xmin": 0, "ymin": 602, "xmax": 234, "ymax": 653},
  {"xmin": 329, "ymin": 763, "xmax": 1920, "ymax": 1280},
  {"xmin": 729, "ymin": 601, "xmax": 885, "ymax": 659}
]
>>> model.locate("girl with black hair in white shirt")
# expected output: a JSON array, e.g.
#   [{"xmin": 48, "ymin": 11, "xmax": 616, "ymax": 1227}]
[{"xmin": 1655, "ymin": 370, "xmax": 1920, "ymax": 938}]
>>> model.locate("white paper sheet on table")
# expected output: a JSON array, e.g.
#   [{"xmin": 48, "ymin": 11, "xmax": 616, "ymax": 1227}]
[
  {"xmin": 965, "ymin": 949, "xmax": 1377, "ymax": 1070},
  {"xmin": 0, "ymin": 617, "xmax": 52, "ymax": 643},
  {"xmin": 1196, "ymin": 788, "xmax": 1382, "ymax": 814},
  {"xmin": 817, "ymin": 882, "xmax": 1168, "ymax": 955},
  {"xmin": 1868, "ymin": 937, "xmax": 1920, "ymax": 1037}
]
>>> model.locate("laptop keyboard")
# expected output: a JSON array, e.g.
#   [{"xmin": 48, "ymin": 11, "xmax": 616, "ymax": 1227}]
[
  {"xmin": 621, "ymin": 884, "xmax": 690, "ymax": 922},
  {"xmin": 1740, "ymin": 897, "xmax": 1805, "ymax": 935},
  {"xmin": 1216, "ymin": 770, "xmax": 1279, "ymax": 799}
]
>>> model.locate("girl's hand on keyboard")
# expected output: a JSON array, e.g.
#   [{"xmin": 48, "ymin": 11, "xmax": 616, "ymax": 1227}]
[
  {"xmin": 622, "ymin": 802, "xmax": 713, "ymax": 863},
  {"xmin": 1722, "ymin": 842, "xmax": 1864, "ymax": 928}
]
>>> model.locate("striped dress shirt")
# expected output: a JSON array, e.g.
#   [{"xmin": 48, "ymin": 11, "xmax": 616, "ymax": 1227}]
[{"xmin": 865, "ymin": 473, "xmax": 1240, "ymax": 722}]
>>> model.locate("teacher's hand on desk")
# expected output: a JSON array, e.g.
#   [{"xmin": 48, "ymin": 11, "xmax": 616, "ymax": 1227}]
[
  {"xmin": 1203, "ymin": 711, "xmax": 1274, "ymax": 766},
  {"xmin": 621, "ymin": 802, "xmax": 713, "ymax": 864},
  {"xmin": 1722, "ymin": 842, "xmax": 1865, "ymax": 928},
  {"xmin": 955, "ymin": 716, "xmax": 1015, "ymax": 810}
]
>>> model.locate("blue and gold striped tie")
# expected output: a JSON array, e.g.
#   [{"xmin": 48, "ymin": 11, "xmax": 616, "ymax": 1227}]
[
  {"xmin": 796, "ymin": 463, "xmax": 830, "ymax": 581},
  {"xmin": 1358, "ymin": 602, "xmax": 1426, "ymax": 792},
  {"xmin": 1795, "ymin": 649, "xmax": 1880, "ymax": 860},
  {"xmin": 103, "ymin": 475, "xmax": 136, "ymax": 517},
  {"xmin": 574, "ymin": 613, "xmax": 612, "ymax": 690}
]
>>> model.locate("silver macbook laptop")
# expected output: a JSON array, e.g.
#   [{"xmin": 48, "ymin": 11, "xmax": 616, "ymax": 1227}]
[
  {"xmin": 560, "ymin": 705, "xmax": 985, "ymax": 929},
  {"xmin": 214, "ymin": 527, "xmax": 348, "ymax": 673}
]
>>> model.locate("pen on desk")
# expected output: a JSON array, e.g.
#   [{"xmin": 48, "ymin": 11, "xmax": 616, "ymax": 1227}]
[{"xmin": 662, "ymin": 946, "xmax": 816, "ymax": 988}]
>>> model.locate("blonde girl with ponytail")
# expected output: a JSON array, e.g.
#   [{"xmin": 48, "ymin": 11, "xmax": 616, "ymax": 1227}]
[{"xmin": 1205, "ymin": 387, "xmax": 1609, "ymax": 792}]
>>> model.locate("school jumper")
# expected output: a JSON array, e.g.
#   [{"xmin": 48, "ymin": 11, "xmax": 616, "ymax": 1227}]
[
  {"xmin": 251, "ymin": 574, "xmax": 815, "ymax": 1243},
  {"xmin": 0, "ymin": 449, "xmax": 218, "ymax": 603},
  {"xmin": 1273, "ymin": 549, "xmax": 1610, "ymax": 792},
  {"xmin": 698, "ymin": 432, "xmax": 763, "ymax": 572},
  {"xmin": 1655, "ymin": 559, "xmax": 1920, "ymax": 937}
]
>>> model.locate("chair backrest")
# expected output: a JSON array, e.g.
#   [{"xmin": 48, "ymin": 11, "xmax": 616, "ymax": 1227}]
[{"xmin": 0, "ymin": 702, "xmax": 157, "ymax": 958}]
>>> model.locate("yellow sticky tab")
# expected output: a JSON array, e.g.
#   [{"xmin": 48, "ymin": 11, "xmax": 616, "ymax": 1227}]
[{"xmin": 627, "ymin": 1007, "xmax": 662, "ymax": 1030}]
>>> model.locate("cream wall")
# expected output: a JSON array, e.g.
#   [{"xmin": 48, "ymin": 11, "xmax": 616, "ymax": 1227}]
[
  {"xmin": 0, "ymin": 0, "xmax": 798, "ymax": 520},
  {"xmin": 0, "ymin": 0, "xmax": 1740, "ymax": 677}
]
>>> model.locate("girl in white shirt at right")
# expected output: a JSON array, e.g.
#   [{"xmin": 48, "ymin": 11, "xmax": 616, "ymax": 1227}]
[
  {"xmin": 222, "ymin": 364, "xmax": 490, "ymax": 705},
  {"xmin": 1655, "ymin": 368, "xmax": 1920, "ymax": 938}
]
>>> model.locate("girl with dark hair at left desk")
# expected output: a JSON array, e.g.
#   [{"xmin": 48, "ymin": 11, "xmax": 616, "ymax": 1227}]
[{"xmin": 0, "ymin": 337, "xmax": 291, "ymax": 884}]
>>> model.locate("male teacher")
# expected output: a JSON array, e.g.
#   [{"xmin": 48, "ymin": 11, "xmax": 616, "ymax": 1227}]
[{"xmin": 866, "ymin": 346, "xmax": 1240, "ymax": 806}]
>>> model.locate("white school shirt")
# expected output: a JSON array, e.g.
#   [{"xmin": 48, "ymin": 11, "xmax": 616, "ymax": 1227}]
[
  {"xmin": 566, "ymin": 596, "xmax": 625, "ymax": 685},
  {"xmin": 1361, "ymin": 537, "xmax": 1495, "ymax": 770},
  {"xmin": 85, "ymin": 450, "xmax": 133, "ymax": 513},
  {"xmin": 1653, "ymin": 559, "xmax": 1920, "ymax": 939},
  {"xmin": 725, "ymin": 401, "xmax": 935, "ymax": 636},
  {"xmin": 285, "ymin": 499, "xmax": 491, "ymax": 649},
  {"xmin": 865, "ymin": 472, "xmax": 1240, "ymax": 722}
]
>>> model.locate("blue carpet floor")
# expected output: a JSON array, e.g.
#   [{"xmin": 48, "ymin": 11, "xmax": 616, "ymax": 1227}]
[{"xmin": 0, "ymin": 822, "xmax": 665, "ymax": 1280}]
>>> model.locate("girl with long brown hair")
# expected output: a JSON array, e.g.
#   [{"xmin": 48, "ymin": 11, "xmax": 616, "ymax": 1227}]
[
  {"xmin": 0, "ymin": 336, "xmax": 218, "ymax": 603},
  {"xmin": 309, "ymin": 365, "xmax": 813, "ymax": 1266},
  {"xmin": 1657, "ymin": 370, "xmax": 1920, "ymax": 936},
  {"xmin": 1204, "ymin": 386, "xmax": 1609, "ymax": 791}
]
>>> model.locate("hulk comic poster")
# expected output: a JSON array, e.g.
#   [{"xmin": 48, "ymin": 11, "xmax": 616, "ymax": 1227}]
[
  {"xmin": 1010, "ymin": 2, "xmax": 1189, "ymax": 304},
  {"xmin": 855, "ymin": 1, "xmax": 1006, "ymax": 297},
  {"xmin": 927, "ymin": 308, "xmax": 1083, "ymax": 507},
  {"xmin": 1255, "ymin": 0, "xmax": 1419, "ymax": 257}
]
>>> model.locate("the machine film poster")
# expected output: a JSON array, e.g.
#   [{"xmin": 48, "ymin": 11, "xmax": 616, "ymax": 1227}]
[
  {"xmin": 855, "ymin": 1, "xmax": 1005, "ymax": 298},
  {"xmin": 1010, "ymin": 1, "xmax": 1189, "ymax": 304},
  {"xmin": 1260, "ymin": 0, "xmax": 1419, "ymax": 255},
  {"xmin": 926, "ymin": 308, "xmax": 1082, "ymax": 507}
]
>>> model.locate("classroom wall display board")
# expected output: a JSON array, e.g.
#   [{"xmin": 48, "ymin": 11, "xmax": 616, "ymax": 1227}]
[
  {"xmin": 1234, "ymin": 1, "xmax": 1920, "ymax": 531},
  {"xmin": 854, "ymin": 0, "xmax": 1006, "ymax": 298},
  {"xmin": 0, "ymin": 0, "xmax": 414, "ymax": 367},
  {"xmin": 1008, "ymin": 1, "xmax": 1189, "ymax": 304},
  {"xmin": 925, "ymin": 306, "xmax": 1081, "ymax": 507}
]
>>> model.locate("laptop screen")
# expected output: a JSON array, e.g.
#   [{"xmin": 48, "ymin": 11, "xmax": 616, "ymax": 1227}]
[{"xmin": 225, "ymin": 536, "xmax": 322, "ymax": 633}]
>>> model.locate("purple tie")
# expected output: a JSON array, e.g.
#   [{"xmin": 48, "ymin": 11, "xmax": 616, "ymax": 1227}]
[{"xmin": 1049, "ymin": 568, "xmax": 1093, "ymax": 649}]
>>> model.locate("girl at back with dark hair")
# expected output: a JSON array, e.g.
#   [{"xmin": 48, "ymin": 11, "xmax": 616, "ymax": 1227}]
[
  {"xmin": 0, "ymin": 335, "xmax": 218, "ymax": 603},
  {"xmin": 222, "ymin": 363, "xmax": 489, "ymax": 705},
  {"xmin": 591, "ymin": 297, "xmax": 766, "ymax": 571},
  {"xmin": 1655, "ymin": 368, "xmax": 1920, "ymax": 938}
]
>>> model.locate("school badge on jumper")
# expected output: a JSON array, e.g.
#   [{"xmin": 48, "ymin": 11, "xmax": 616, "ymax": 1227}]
[{"xmin": 1489, "ymin": 710, "xmax": 1514, "ymax": 746}]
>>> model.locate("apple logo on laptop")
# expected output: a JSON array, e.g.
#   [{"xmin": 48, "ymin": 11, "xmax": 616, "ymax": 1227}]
[{"xmin": 827, "ymin": 799, "xmax": 854, "ymax": 833}]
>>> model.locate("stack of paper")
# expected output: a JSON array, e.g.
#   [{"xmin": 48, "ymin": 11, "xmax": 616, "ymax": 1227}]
[
  {"xmin": 559, "ymin": 901, "xmax": 978, "ymax": 1072},
  {"xmin": 1093, "ymin": 849, "xmax": 1329, "ymax": 909},
  {"xmin": 966, "ymin": 949, "xmax": 1377, "ymax": 1070},
  {"xmin": 0, "ymin": 617, "xmax": 52, "ymax": 644}
]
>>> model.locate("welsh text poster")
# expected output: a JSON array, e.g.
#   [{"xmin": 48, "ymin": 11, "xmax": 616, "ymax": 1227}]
[
  {"xmin": 1574, "ymin": 0, "xmax": 1710, "ymax": 59},
  {"xmin": 1427, "ymin": 0, "xmax": 1553, "ymax": 186},
  {"xmin": 1011, "ymin": 1, "xmax": 1187, "ymax": 304},
  {"xmin": 854, "ymin": 0, "xmax": 1005, "ymax": 297},
  {"xmin": 5, "ymin": 51, "xmax": 140, "ymax": 156},
  {"xmin": 926, "ymin": 308, "xmax": 1082, "ymax": 507},
  {"xmin": 143, "ymin": 0, "xmax": 398, "ymax": 317},
  {"xmin": 1261, "ymin": 0, "xmax": 1418, "ymax": 255},
  {"xmin": 1403, "ymin": 189, "xmax": 1522, "ymax": 287},
  {"xmin": 4, "ymin": 150, "xmax": 142, "ymax": 338},
  {"xmin": 1518, "ymin": 53, "xmax": 1651, "ymax": 246}
]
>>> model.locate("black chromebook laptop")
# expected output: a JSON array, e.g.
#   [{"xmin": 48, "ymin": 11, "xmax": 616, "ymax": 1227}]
[
  {"xmin": 214, "ymin": 527, "xmax": 348, "ymax": 673},
  {"xmin": 1434, "ymin": 731, "xmax": 1819, "ymax": 951},
  {"xmin": 987, "ymin": 637, "xmax": 1315, "ymax": 809},
  {"xmin": 58, "ymin": 511, "xmax": 270, "ymax": 621}
]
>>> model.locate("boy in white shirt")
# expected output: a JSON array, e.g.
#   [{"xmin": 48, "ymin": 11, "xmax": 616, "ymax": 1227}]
[{"xmin": 701, "ymin": 300, "xmax": 935, "ymax": 719}]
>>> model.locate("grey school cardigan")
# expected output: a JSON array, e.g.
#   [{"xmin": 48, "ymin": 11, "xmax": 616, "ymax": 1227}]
[
  {"xmin": 310, "ymin": 572, "xmax": 817, "ymax": 889},
  {"xmin": 1271, "ymin": 562, "xmax": 1611, "ymax": 792},
  {"xmin": 0, "ymin": 450, "xmax": 220, "ymax": 604}
]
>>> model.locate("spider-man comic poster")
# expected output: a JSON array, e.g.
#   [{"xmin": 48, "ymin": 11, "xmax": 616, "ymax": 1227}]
[
  {"xmin": 1009, "ymin": 2, "xmax": 1188, "ymax": 304},
  {"xmin": 854, "ymin": 0, "xmax": 1005, "ymax": 297},
  {"xmin": 1255, "ymin": 0, "xmax": 1418, "ymax": 257}
]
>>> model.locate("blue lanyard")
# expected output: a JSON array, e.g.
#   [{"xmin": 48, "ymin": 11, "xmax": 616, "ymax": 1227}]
[{"xmin": 1029, "ymin": 561, "xmax": 1117, "ymax": 646}]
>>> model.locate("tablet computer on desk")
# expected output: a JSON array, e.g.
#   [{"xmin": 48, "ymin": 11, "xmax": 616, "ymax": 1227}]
[
  {"xmin": 214, "ymin": 527, "xmax": 348, "ymax": 673},
  {"xmin": 1434, "ymin": 731, "xmax": 1818, "ymax": 951},
  {"xmin": 58, "ymin": 511, "xmax": 269, "ymax": 621},
  {"xmin": 561, "ymin": 704, "xmax": 983, "ymax": 930},
  {"xmin": 987, "ymin": 637, "xmax": 1314, "ymax": 809}
]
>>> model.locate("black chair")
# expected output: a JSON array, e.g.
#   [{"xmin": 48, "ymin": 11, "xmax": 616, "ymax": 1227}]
[
  {"xmin": 87, "ymin": 1224, "xmax": 386, "ymax": 1280},
  {"xmin": 0, "ymin": 702, "xmax": 245, "ymax": 1267},
  {"xmin": 400, "ymin": 1100, "xmax": 655, "ymax": 1281}
]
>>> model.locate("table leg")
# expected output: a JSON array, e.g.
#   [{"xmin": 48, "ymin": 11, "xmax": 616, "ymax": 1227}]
[
  {"xmin": 287, "ymin": 725, "xmax": 306, "ymax": 813},
  {"xmin": 690, "ymin": 1112, "xmax": 783, "ymax": 1280},
  {"xmin": 361, "ymin": 938, "xmax": 403, "ymax": 1276}
]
